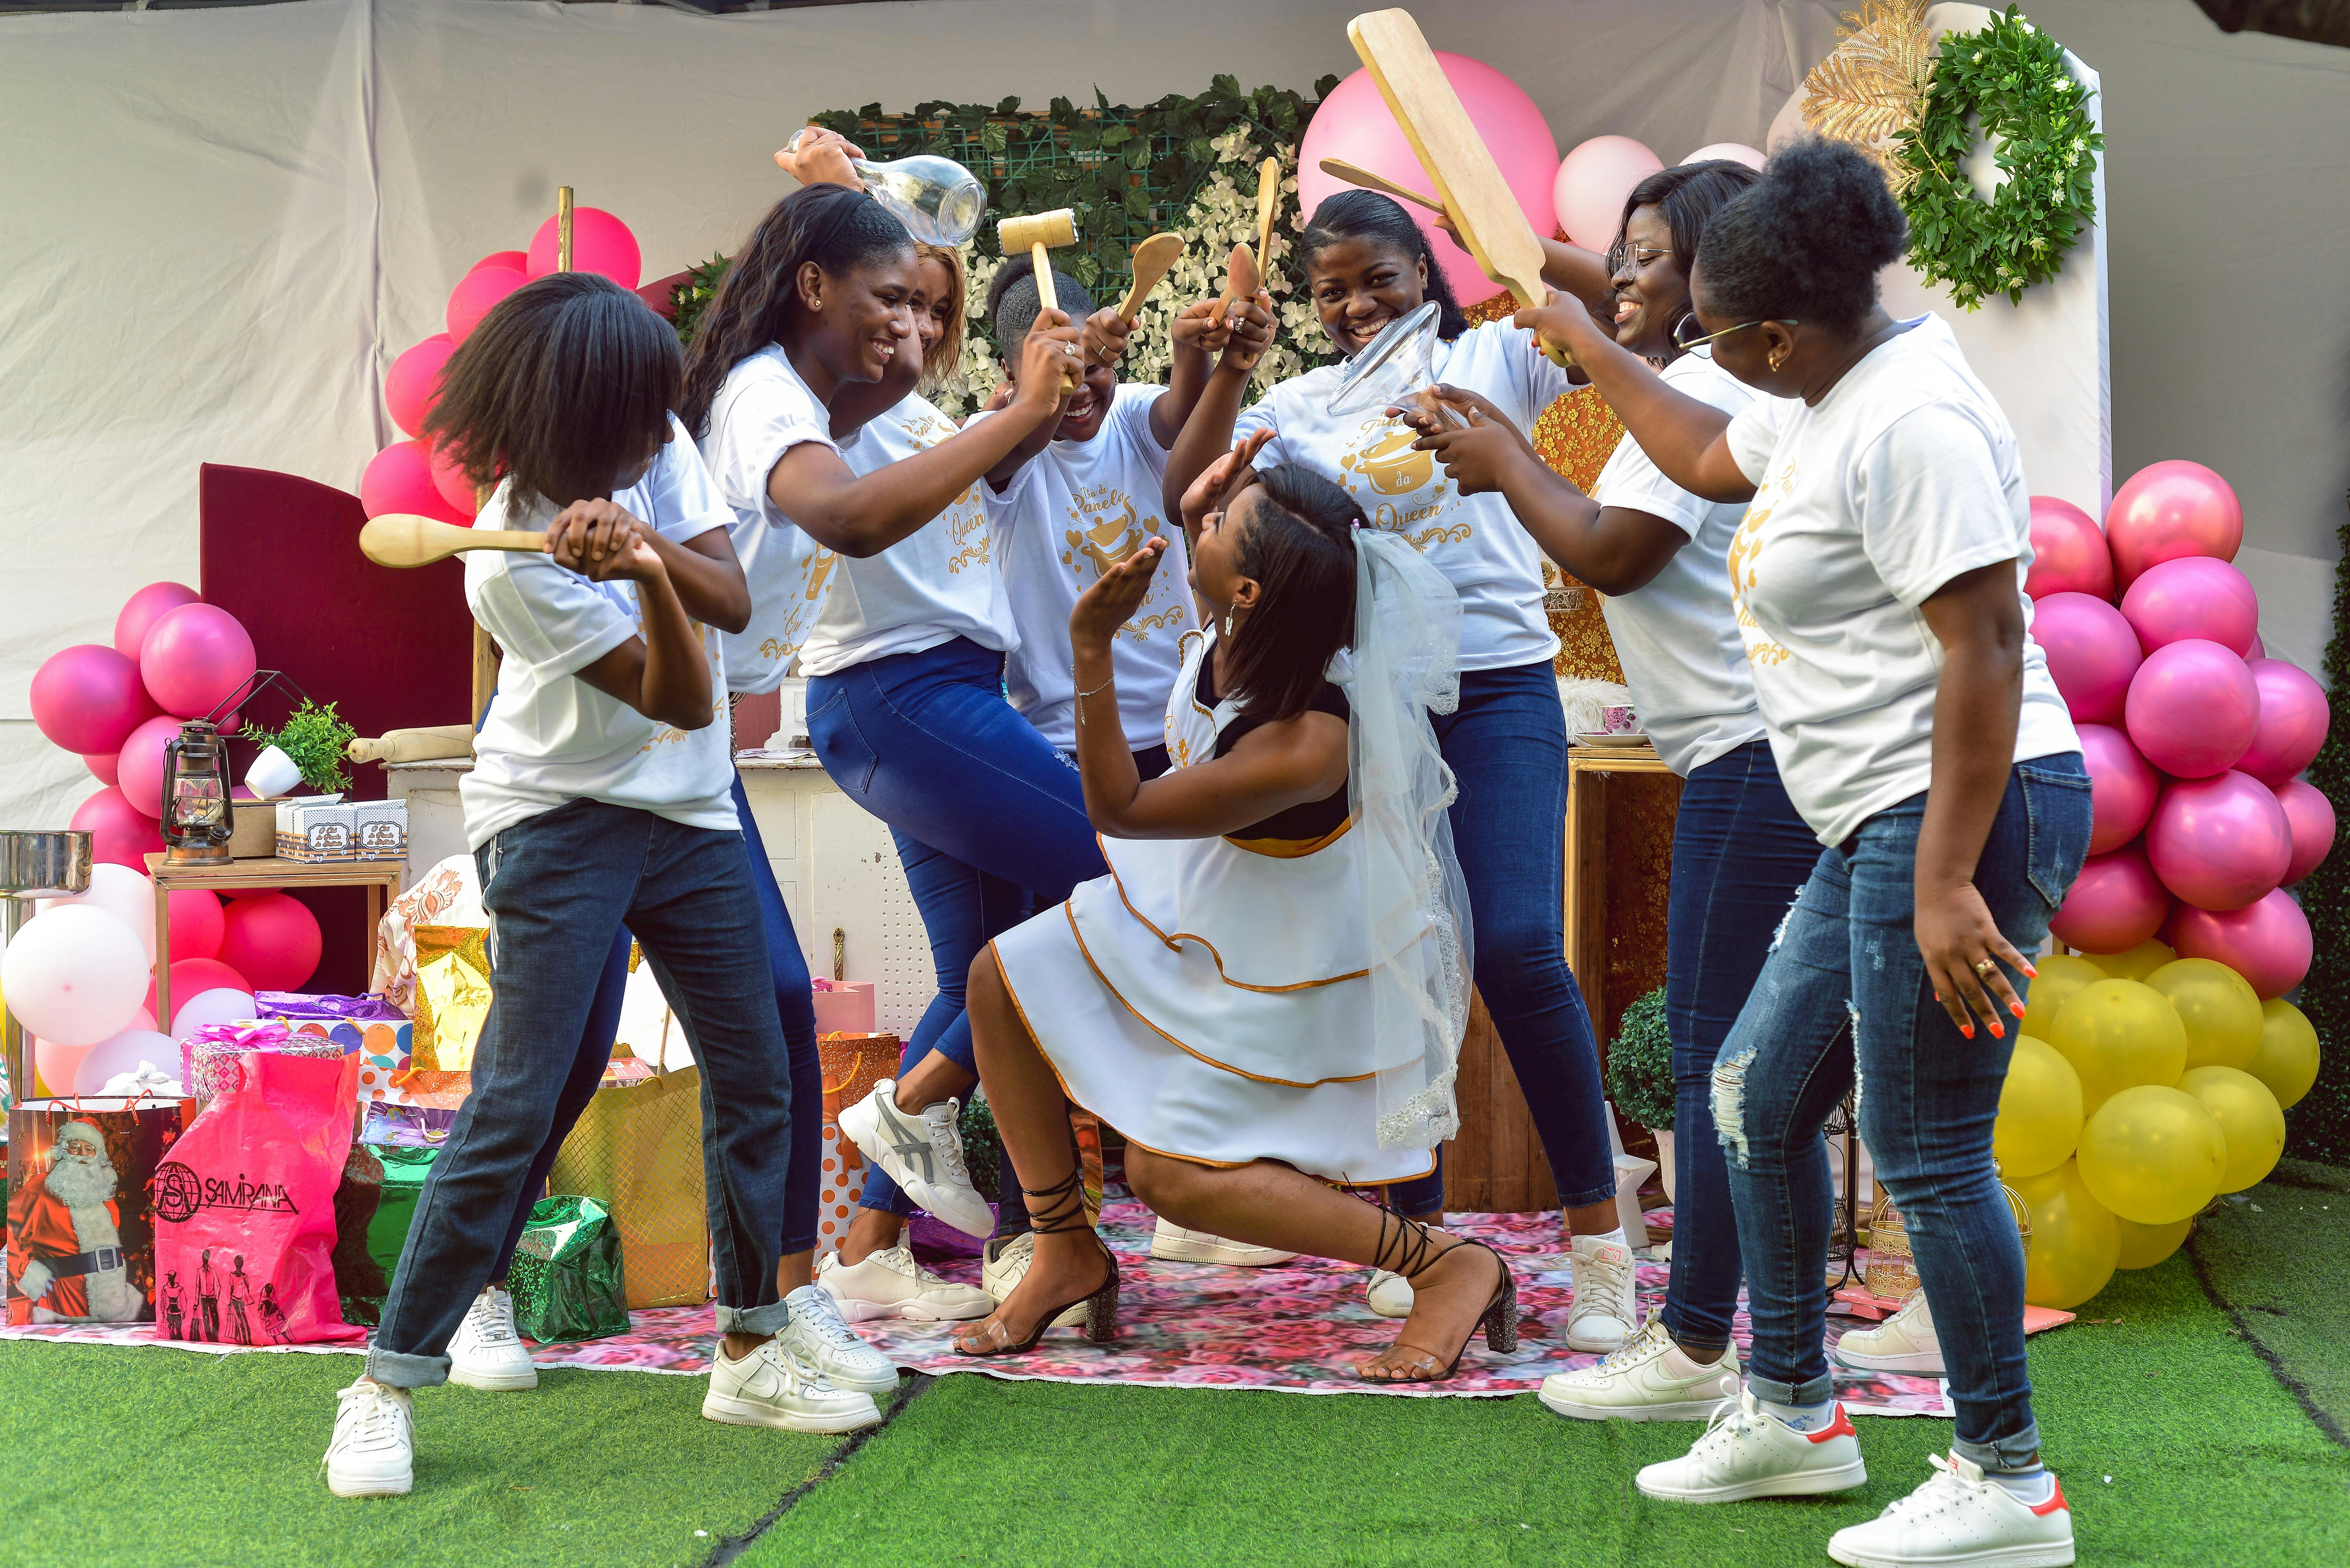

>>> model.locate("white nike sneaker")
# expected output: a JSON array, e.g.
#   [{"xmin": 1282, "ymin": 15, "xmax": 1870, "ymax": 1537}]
[
  {"xmin": 1540, "ymin": 1308, "xmax": 1743, "ymax": 1422},
  {"xmin": 702, "ymin": 1336, "xmax": 880, "ymax": 1434},
  {"xmin": 1834, "ymin": 1291, "xmax": 1946, "ymax": 1377},
  {"xmin": 1635, "ymin": 1388, "xmax": 1869, "ymax": 1502},
  {"xmin": 1149, "ymin": 1219, "xmax": 1300, "ymax": 1267},
  {"xmin": 323, "ymin": 1377, "xmax": 414, "ymax": 1497},
  {"xmin": 1365, "ymin": 1269, "xmax": 1413, "ymax": 1318},
  {"xmin": 1828, "ymin": 1453, "xmax": 2075, "ymax": 1567},
  {"xmin": 983, "ymin": 1232, "xmax": 1083, "ymax": 1329},
  {"xmin": 779, "ymin": 1284, "xmax": 900, "ymax": 1396},
  {"xmin": 838, "ymin": 1080, "xmax": 994, "ymax": 1238},
  {"xmin": 447, "ymin": 1285, "xmax": 539, "ymax": 1391},
  {"xmin": 820, "ymin": 1244, "xmax": 994, "ymax": 1323},
  {"xmin": 1566, "ymin": 1234, "xmax": 1640, "ymax": 1353}
]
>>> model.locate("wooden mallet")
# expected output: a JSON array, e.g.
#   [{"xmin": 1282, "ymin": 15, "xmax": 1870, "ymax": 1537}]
[
  {"xmin": 998, "ymin": 207, "xmax": 1083, "ymax": 391},
  {"xmin": 362, "ymin": 513, "xmax": 543, "ymax": 569}
]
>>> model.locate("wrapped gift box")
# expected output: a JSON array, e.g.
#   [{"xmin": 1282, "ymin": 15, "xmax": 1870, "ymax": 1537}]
[
  {"xmin": 276, "ymin": 797, "xmax": 406, "ymax": 862},
  {"xmin": 810, "ymin": 979, "xmax": 876, "ymax": 1037}
]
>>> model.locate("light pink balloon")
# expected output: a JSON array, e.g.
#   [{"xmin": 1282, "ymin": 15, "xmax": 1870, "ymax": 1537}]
[
  {"xmin": 29, "ymin": 644, "xmax": 159, "ymax": 756},
  {"xmin": 2171, "ymin": 889, "xmax": 2312, "ymax": 999},
  {"xmin": 429, "ymin": 440, "xmax": 480, "ymax": 519},
  {"xmin": 1298, "ymin": 60, "xmax": 1561, "ymax": 308},
  {"xmin": 71, "ymin": 1027, "xmax": 179, "ymax": 1096},
  {"xmin": 2106, "ymin": 459, "xmax": 2244, "ymax": 589},
  {"xmin": 2275, "ymin": 778, "xmax": 2337, "ymax": 885},
  {"xmin": 361, "ymin": 438, "xmax": 471, "ymax": 525},
  {"xmin": 1553, "ymin": 135, "xmax": 1666, "ymax": 251},
  {"xmin": 113, "ymin": 582, "xmax": 201, "ymax": 659},
  {"xmin": 2119, "ymin": 556, "xmax": 2259, "ymax": 657},
  {"xmin": 33, "ymin": 1038, "xmax": 96, "ymax": 1097},
  {"xmin": 2238, "ymin": 658, "xmax": 2329, "ymax": 784},
  {"xmin": 2024, "ymin": 496, "xmax": 2112, "ymax": 601},
  {"xmin": 384, "ymin": 333, "xmax": 455, "ymax": 439},
  {"xmin": 2050, "ymin": 843, "xmax": 2171, "ymax": 953},
  {"xmin": 528, "ymin": 207, "xmax": 644, "ymax": 290},
  {"xmin": 2077, "ymin": 723, "xmax": 2160, "ymax": 855},
  {"xmin": 447, "ymin": 263, "xmax": 527, "ymax": 345},
  {"xmin": 2125, "ymin": 639, "xmax": 2259, "ymax": 778},
  {"xmin": 2033, "ymin": 592, "xmax": 2141, "ymax": 724},
  {"xmin": 115, "ymin": 712, "xmax": 184, "ymax": 819},
  {"xmin": 1681, "ymin": 142, "xmax": 1767, "ymax": 171},
  {"xmin": 85, "ymin": 751, "xmax": 120, "ymax": 786},
  {"xmin": 70, "ymin": 786, "xmax": 161, "ymax": 871},
  {"xmin": 140, "ymin": 603, "xmax": 256, "ymax": 720},
  {"xmin": 2147, "ymin": 770, "xmax": 2291, "ymax": 911}
]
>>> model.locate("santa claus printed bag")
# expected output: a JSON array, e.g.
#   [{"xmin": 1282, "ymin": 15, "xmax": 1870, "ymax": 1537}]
[{"xmin": 7, "ymin": 1097, "xmax": 196, "ymax": 1326}]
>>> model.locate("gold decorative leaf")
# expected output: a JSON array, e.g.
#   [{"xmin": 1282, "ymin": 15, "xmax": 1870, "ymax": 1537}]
[{"xmin": 1801, "ymin": 0, "xmax": 1933, "ymax": 179}]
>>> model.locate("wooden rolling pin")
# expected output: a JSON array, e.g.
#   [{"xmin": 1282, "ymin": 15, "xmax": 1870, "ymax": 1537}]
[
  {"xmin": 347, "ymin": 725, "xmax": 476, "ymax": 765},
  {"xmin": 361, "ymin": 514, "xmax": 541, "ymax": 569}
]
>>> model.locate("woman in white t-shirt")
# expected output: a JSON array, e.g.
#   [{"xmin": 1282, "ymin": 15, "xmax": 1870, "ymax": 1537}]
[
  {"xmin": 1523, "ymin": 140, "xmax": 2091, "ymax": 1567},
  {"xmin": 1162, "ymin": 190, "xmax": 1630, "ymax": 1343}
]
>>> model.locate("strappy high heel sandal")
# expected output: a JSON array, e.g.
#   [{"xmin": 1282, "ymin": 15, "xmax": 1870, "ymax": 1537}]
[
  {"xmin": 1356, "ymin": 1208, "xmax": 1518, "ymax": 1383},
  {"xmin": 951, "ymin": 1167, "xmax": 1119, "ymax": 1357}
]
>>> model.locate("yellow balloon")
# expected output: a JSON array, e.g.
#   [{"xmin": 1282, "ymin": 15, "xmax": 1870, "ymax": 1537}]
[
  {"xmin": 1993, "ymin": 1035, "xmax": 2085, "ymax": 1178},
  {"xmin": 2248, "ymin": 999, "xmax": 2321, "ymax": 1110},
  {"xmin": 2077, "ymin": 1085, "xmax": 2227, "ymax": 1224},
  {"xmin": 2145, "ymin": 958, "xmax": 2264, "ymax": 1072},
  {"xmin": 2113, "ymin": 1214, "xmax": 2192, "ymax": 1269},
  {"xmin": 2176, "ymin": 1065, "xmax": 2286, "ymax": 1193},
  {"xmin": 2020, "ymin": 953, "xmax": 2107, "ymax": 1043},
  {"xmin": 2050, "ymin": 979, "xmax": 2189, "ymax": 1114},
  {"xmin": 2090, "ymin": 938, "xmax": 2177, "ymax": 983},
  {"xmin": 2014, "ymin": 1159, "xmax": 2119, "ymax": 1309}
]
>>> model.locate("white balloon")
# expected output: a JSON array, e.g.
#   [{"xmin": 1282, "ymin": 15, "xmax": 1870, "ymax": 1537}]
[
  {"xmin": 1682, "ymin": 141, "xmax": 1767, "ymax": 171},
  {"xmin": 171, "ymin": 986, "xmax": 257, "ymax": 1040},
  {"xmin": 73, "ymin": 1028, "xmax": 180, "ymax": 1096},
  {"xmin": 36, "ymin": 861, "xmax": 159, "ymax": 961},
  {"xmin": 0, "ymin": 904, "xmax": 150, "ymax": 1047}
]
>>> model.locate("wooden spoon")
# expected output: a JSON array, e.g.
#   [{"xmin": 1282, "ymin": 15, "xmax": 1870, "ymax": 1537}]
[
  {"xmin": 360, "ymin": 514, "xmax": 543, "ymax": 569},
  {"xmin": 1317, "ymin": 157, "xmax": 1444, "ymax": 215},
  {"xmin": 1116, "ymin": 232, "xmax": 1185, "ymax": 321}
]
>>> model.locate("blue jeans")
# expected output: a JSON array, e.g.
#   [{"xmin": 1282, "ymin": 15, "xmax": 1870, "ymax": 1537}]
[
  {"xmin": 1661, "ymin": 740, "xmax": 1820, "ymax": 1358},
  {"xmin": 1718, "ymin": 755, "xmax": 2091, "ymax": 1470},
  {"xmin": 368, "ymin": 801, "xmax": 797, "ymax": 1387},
  {"xmin": 1391, "ymin": 660, "xmax": 1617, "ymax": 1215}
]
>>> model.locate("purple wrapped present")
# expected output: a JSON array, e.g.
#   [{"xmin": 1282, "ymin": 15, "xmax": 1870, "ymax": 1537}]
[{"xmin": 256, "ymin": 991, "xmax": 407, "ymax": 1023}]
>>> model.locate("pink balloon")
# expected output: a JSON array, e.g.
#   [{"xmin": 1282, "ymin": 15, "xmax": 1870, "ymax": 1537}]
[
  {"xmin": 29, "ymin": 644, "xmax": 159, "ymax": 756},
  {"xmin": 447, "ymin": 263, "xmax": 527, "ymax": 345},
  {"xmin": 429, "ymin": 440, "xmax": 481, "ymax": 520},
  {"xmin": 2125, "ymin": 639, "xmax": 2259, "ymax": 779},
  {"xmin": 1553, "ymin": 135, "xmax": 1667, "ymax": 251},
  {"xmin": 1297, "ymin": 60, "xmax": 1560, "ymax": 308},
  {"xmin": 2050, "ymin": 843, "xmax": 2171, "ymax": 953},
  {"xmin": 528, "ymin": 207, "xmax": 645, "ymax": 290},
  {"xmin": 2170, "ymin": 889, "xmax": 2312, "ymax": 999},
  {"xmin": 361, "ymin": 438, "xmax": 470, "ymax": 525},
  {"xmin": 85, "ymin": 752, "xmax": 120, "ymax": 786},
  {"xmin": 146, "ymin": 957, "xmax": 252, "ymax": 1024},
  {"xmin": 2118, "ymin": 556, "xmax": 2259, "ymax": 657},
  {"xmin": 115, "ymin": 713, "xmax": 184, "ymax": 819},
  {"xmin": 218, "ymin": 891, "xmax": 323, "ymax": 992},
  {"xmin": 33, "ymin": 1038, "xmax": 96, "ymax": 1098},
  {"xmin": 1681, "ymin": 142, "xmax": 1767, "ymax": 171},
  {"xmin": 70, "ymin": 786, "xmax": 162, "ymax": 871},
  {"xmin": 2238, "ymin": 658, "xmax": 2329, "ymax": 784},
  {"xmin": 384, "ymin": 333, "xmax": 455, "ymax": 439},
  {"xmin": 2024, "ymin": 497, "xmax": 2112, "ymax": 601},
  {"xmin": 2033, "ymin": 592, "xmax": 2141, "ymax": 724},
  {"xmin": 139, "ymin": 603, "xmax": 256, "ymax": 720},
  {"xmin": 2246, "ymin": 630, "xmax": 2266, "ymax": 659},
  {"xmin": 2106, "ymin": 459, "xmax": 2244, "ymax": 589},
  {"xmin": 2275, "ymin": 778, "xmax": 2337, "ymax": 885},
  {"xmin": 113, "ymin": 582, "xmax": 201, "ymax": 659},
  {"xmin": 468, "ymin": 249, "xmax": 528, "ymax": 277},
  {"xmin": 165, "ymin": 888, "xmax": 226, "ymax": 965},
  {"xmin": 2077, "ymin": 722, "xmax": 2161, "ymax": 855},
  {"xmin": 2146, "ymin": 770, "xmax": 2291, "ymax": 911}
]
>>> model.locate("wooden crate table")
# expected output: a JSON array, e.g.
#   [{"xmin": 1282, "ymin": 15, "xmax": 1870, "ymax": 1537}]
[
  {"xmin": 1563, "ymin": 741, "xmax": 1681, "ymax": 1052},
  {"xmin": 147, "ymin": 854, "xmax": 404, "ymax": 1025}
]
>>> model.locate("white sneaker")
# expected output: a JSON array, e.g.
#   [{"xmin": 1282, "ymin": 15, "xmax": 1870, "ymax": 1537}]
[
  {"xmin": 1834, "ymin": 1292, "xmax": 1945, "ymax": 1377},
  {"xmin": 1567, "ymin": 1234, "xmax": 1640, "ymax": 1353},
  {"xmin": 1635, "ymin": 1388, "xmax": 1868, "ymax": 1502},
  {"xmin": 1365, "ymin": 1269, "xmax": 1413, "ymax": 1318},
  {"xmin": 820, "ymin": 1244, "xmax": 995, "ymax": 1323},
  {"xmin": 447, "ymin": 1285, "xmax": 539, "ymax": 1391},
  {"xmin": 323, "ymin": 1377, "xmax": 414, "ymax": 1497},
  {"xmin": 701, "ymin": 1336, "xmax": 880, "ymax": 1434},
  {"xmin": 1540, "ymin": 1309, "xmax": 1742, "ymax": 1422},
  {"xmin": 983, "ymin": 1232, "xmax": 1084, "ymax": 1329},
  {"xmin": 779, "ymin": 1284, "xmax": 900, "ymax": 1397},
  {"xmin": 838, "ymin": 1080, "xmax": 994, "ymax": 1238},
  {"xmin": 1829, "ymin": 1453, "xmax": 2075, "ymax": 1567},
  {"xmin": 1150, "ymin": 1219, "xmax": 1300, "ymax": 1267}
]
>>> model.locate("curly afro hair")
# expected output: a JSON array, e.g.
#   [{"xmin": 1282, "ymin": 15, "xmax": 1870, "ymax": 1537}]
[{"xmin": 1692, "ymin": 137, "xmax": 1907, "ymax": 333}]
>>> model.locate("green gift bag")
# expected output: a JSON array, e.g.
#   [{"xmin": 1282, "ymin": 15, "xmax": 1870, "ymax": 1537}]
[
  {"xmin": 363, "ymin": 1146, "xmax": 439, "ymax": 1298},
  {"xmin": 509, "ymin": 1194, "xmax": 629, "ymax": 1343}
]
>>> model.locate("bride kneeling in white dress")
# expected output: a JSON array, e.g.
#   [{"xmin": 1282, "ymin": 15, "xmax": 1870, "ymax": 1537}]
[{"xmin": 952, "ymin": 440, "xmax": 1518, "ymax": 1382}]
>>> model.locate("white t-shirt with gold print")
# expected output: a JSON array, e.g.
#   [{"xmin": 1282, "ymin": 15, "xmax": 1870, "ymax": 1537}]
[{"xmin": 698, "ymin": 343, "xmax": 839, "ymax": 694}]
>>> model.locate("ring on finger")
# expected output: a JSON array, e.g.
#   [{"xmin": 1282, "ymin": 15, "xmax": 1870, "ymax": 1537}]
[{"xmin": 1973, "ymin": 958, "xmax": 1998, "ymax": 977}]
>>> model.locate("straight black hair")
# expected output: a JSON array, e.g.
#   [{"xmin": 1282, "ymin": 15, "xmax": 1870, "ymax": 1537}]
[
  {"xmin": 1694, "ymin": 138, "xmax": 1907, "ymax": 333},
  {"xmin": 1223, "ymin": 463, "xmax": 1362, "ymax": 723},
  {"xmin": 1610, "ymin": 158, "xmax": 1762, "ymax": 283},
  {"xmin": 1296, "ymin": 189, "xmax": 1470, "ymax": 340},
  {"xmin": 678, "ymin": 183, "xmax": 915, "ymax": 432},
  {"xmin": 423, "ymin": 272, "xmax": 679, "ymax": 527}
]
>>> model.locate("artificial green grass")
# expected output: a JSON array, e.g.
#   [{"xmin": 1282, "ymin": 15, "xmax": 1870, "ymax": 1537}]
[{"xmin": 2189, "ymin": 1158, "xmax": 2350, "ymax": 1441}]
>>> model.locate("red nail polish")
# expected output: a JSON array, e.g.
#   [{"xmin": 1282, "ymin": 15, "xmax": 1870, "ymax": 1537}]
[
  {"xmin": 1989, "ymin": 1021, "xmax": 2005, "ymax": 1039},
  {"xmin": 2011, "ymin": 1000, "xmax": 2027, "ymax": 1018},
  {"xmin": 1960, "ymin": 1023, "xmax": 1975, "ymax": 1039},
  {"xmin": 2023, "ymin": 962, "xmax": 2040, "ymax": 978}
]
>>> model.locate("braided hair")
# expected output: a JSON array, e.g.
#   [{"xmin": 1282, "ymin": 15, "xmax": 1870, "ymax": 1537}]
[{"xmin": 986, "ymin": 253, "xmax": 1097, "ymax": 359}]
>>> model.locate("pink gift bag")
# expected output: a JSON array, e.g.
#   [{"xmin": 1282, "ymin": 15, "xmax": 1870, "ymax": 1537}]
[{"xmin": 153, "ymin": 1052, "xmax": 367, "ymax": 1345}]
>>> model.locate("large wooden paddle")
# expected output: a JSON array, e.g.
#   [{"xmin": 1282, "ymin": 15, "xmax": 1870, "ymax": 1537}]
[{"xmin": 361, "ymin": 513, "xmax": 542, "ymax": 569}]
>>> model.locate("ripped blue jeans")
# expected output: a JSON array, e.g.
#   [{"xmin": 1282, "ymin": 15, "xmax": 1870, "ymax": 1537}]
[{"xmin": 1712, "ymin": 755, "xmax": 2090, "ymax": 1472}]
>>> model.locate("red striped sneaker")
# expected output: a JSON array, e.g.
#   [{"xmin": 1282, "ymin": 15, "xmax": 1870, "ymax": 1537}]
[
  {"xmin": 1635, "ymin": 1389, "xmax": 1868, "ymax": 1502},
  {"xmin": 1828, "ymin": 1452, "xmax": 2075, "ymax": 1567}
]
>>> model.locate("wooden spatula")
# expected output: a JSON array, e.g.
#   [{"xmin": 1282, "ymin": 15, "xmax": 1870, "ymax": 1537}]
[{"xmin": 361, "ymin": 514, "xmax": 543, "ymax": 569}]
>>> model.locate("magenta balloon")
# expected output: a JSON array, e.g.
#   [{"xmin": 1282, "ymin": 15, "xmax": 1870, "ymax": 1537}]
[
  {"xmin": 70, "ymin": 786, "xmax": 162, "ymax": 871},
  {"xmin": 2246, "ymin": 630, "xmax": 2266, "ymax": 659},
  {"xmin": 429, "ymin": 440, "xmax": 480, "ymax": 519},
  {"xmin": 2275, "ymin": 778, "xmax": 2337, "ymax": 885},
  {"xmin": 468, "ymin": 249, "xmax": 528, "ymax": 277},
  {"xmin": 139, "ymin": 603, "xmax": 256, "ymax": 720},
  {"xmin": 527, "ymin": 207, "xmax": 644, "ymax": 290},
  {"xmin": 166, "ymin": 887, "xmax": 226, "ymax": 966},
  {"xmin": 2125, "ymin": 639, "xmax": 2259, "ymax": 778},
  {"xmin": 29, "ymin": 644, "xmax": 159, "ymax": 756},
  {"xmin": 2238, "ymin": 658, "xmax": 2329, "ymax": 784},
  {"xmin": 2171, "ymin": 889, "xmax": 2312, "ymax": 999},
  {"xmin": 2106, "ymin": 459, "xmax": 2244, "ymax": 589},
  {"xmin": 446, "ymin": 263, "xmax": 526, "ymax": 345},
  {"xmin": 2024, "ymin": 496, "xmax": 2113, "ymax": 601},
  {"xmin": 2118, "ymin": 556, "xmax": 2259, "ymax": 657},
  {"xmin": 115, "ymin": 713, "xmax": 184, "ymax": 819},
  {"xmin": 112, "ymin": 582, "xmax": 201, "ymax": 659},
  {"xmin": 384, "ymin": 333, "xmax": 455, "ymax": 439},
  {"xmin": 2049, "ymin": 843, "xmax": 2171, "ymax": 953},
  {"xmin": 1552, "ymin": 134, "xmax": 1666, "ymax": 251},
  {"xmin": 85, "ymin": 751, "xmax": 120, "ymax": 786},
  {"xmin": 218, "ymin": 890, "xmax": 325, "ymax": 991},
  {"xmin": 361, "ymin": 438, "xmax": 470, "ymax": 525},
  {"xmin": 2076, "ymin": 722, "xmax": 2161, "ymax": 855},
  {"xmin": 2033, "ymin": 592, "xmax": 2141, "ymax": 724},
  {"xmin": 2146, "ymin": 770, "xmax": 2292, "ymax": 911}
]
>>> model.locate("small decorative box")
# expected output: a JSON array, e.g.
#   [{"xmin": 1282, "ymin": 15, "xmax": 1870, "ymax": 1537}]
[
  {"xmin": 276, "ymin": 796, "xmax": 406, "ymax": 862},
  {"xmin": 811, "ymin": 978, "xmax": 876, "ymax": 1036}
]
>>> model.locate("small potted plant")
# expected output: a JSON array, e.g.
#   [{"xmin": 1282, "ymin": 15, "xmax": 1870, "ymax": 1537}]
[
  {"xmin": 232, "ymin": 701, "xmax": 357, "ymax": 856},
  {"xmin": 1606, "ymin": 985, "xmax": 1675, "ymax": 1201}
]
